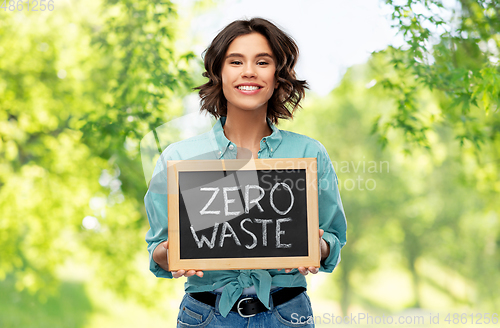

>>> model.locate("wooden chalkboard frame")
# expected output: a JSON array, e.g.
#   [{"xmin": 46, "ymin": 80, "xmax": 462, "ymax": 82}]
[{"xmin": 167, "ymin": 158, "xmax": 319, "ymax": 271}]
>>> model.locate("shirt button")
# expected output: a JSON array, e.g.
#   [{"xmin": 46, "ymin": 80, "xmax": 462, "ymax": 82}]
[{"xmin": 229, "ymin": 144, "xmax": 234, "ymax": 150}]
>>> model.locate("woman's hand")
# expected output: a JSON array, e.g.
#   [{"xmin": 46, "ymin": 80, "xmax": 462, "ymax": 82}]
[
  {"xmin": 153, "ymin": 240, "xmax": 204, "ymax": 278},
  {"xmin": 172, "ymin": 269, "xmax": 204, "ymax": 278},
  {"xmin": 278, "ymin": 229, "xmax": 329, "ymax": 276}
]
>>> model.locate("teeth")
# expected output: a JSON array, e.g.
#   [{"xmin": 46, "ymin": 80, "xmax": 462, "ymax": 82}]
[{"xmin": 238, "ymin": 85, "xmax": 260, "ymax": 91}]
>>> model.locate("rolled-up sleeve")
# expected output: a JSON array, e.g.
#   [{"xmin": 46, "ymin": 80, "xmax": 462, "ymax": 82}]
[
  {"xmin": 316, "ymin": 145, "xmax": 347, "ymax": 273},
  {"xmin": 144, "ymin": 153, "xmax": 173, "ymax": 279}
]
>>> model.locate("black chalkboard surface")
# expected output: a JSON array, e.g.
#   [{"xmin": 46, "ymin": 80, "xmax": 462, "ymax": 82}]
[{"xmin": 167, "ymin": 158, "xmax": 319, "ymax": 271}]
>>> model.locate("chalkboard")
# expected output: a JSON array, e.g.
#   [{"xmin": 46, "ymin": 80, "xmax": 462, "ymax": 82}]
[{"xmin": 167, "ymin": 158, "xmax": 319, "ymax": 271}]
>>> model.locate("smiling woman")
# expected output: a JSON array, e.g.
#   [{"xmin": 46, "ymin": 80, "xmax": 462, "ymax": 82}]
[
  {"xmin": 144, "ymin": 17, "xmax": 347, "ymax": 327},
  {"xmin": 222, "ymin": 33, "xmax": 278, "ymax": 115},
  {"xmin": 195, "ymin": 18, "xmax": 307, "ymax": 124}
]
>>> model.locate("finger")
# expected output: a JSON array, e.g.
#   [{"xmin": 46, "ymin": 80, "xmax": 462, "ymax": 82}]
[
  {"xmin": 308, "ymin": 266, "xmax": 319, "ymax": 274},
  {"xmin": 173, "ymin": 270, "xmax": 185, "ymax": 278},
  {"xmin": 319, "ymin": 229, "xmax": 324, "ymax": 239},
  {"xmin": 298, "ymin": 267, "xmax": 308, "ymax": 275},
  {"xmin": 285, "ymin": 268, "xmax": 292, "ymax": 273},
  {"xmin": 196, "ymin": 271, "xmax": 204, "ymax": 278},
  {"xmin": 184, "ymin": 270, "xmax": 196, "ymax": 277},
  {"xmin": 162, "ymin": 240, "xmax": 169, "ymax": 249}
]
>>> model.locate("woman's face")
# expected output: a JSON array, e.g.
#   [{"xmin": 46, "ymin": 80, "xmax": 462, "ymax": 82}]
[{"xmin": 221, "ymin": 32, "xmax": 278, "ymax": 116}]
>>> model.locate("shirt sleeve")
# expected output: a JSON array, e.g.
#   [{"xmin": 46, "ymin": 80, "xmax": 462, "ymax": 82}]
[
  {"xmin": 316, "ymin": 144, "xmax": 347, "ymax": 273},
  {"xmin": 144, "ymin": 152, "xmax": 173, "ymax": 279}
]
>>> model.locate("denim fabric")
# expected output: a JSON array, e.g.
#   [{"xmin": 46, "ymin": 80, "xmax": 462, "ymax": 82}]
[{"xmin": 176, "ymin": 289, "xmax": 315, "ymax": 327}]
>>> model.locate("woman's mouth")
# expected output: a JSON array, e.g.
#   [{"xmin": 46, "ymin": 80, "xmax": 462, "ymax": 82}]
[{"xmin": 236, "ymin": 85, "xmax": 262, "ymax": 94}]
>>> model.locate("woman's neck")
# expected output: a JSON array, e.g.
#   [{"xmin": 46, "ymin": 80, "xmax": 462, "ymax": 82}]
[{"xmin": 223, "ymin": 109, "xmax": 272, "ymax": 151}]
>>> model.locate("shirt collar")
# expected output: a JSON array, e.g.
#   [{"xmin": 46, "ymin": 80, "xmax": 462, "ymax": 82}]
[
  {"xmin": 212, "ymin": 117, "xmax": 232, "ymax": 159},
  {"xmin": 213, "ymin": 116, "xmax": 282, "ymax": 158}
]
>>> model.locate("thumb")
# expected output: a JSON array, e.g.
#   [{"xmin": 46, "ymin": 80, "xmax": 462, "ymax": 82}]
[{"xmin": 162, "ymin": 240, "xmax": 169, "ymax": 249}]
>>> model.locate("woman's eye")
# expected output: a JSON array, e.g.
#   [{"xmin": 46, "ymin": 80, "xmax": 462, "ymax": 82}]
[{"xmin": 229, "ymin": 61, "xmax": 269, "ymax": 66}]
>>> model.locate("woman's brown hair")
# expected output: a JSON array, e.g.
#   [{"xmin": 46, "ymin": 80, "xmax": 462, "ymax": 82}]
[{"xmin": 193, "ymin": 17, "xmax": 309, "ymax": 124}]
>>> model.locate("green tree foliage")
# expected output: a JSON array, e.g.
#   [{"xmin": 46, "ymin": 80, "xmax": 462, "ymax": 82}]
[
  {"xmin": 372, "ymin": 4, "xmax": 500, "ymax": 292},
  {"xmin": 375, "ymin": 0, "xmax": 500, "ymax": 150},
  {"xmin": 0, "ymin": 276, "xmax": 92, "ymax": 328},
  {"xmin": 0, "ymin": 5, "xmax": 106, "ymax": 295},
  {"xmin": 0, "ymin": 0, "xmax": 198, "ymax": 305},
  {"xmin": 283, "ymin": 50, "xmax": 499, "ymax": 313},
  {"xmin": 82, "ymin": 0, "xmax": 197, "ymax": 156}
]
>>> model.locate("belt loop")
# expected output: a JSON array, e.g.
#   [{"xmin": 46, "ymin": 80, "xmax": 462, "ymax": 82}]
[
  {"xmin": 214, "ymin": 292, "xmax": 221, "ymax": 315},
  {"xmin": 269, "ymin": 286, "xmax": 282, "ymax": 310}
]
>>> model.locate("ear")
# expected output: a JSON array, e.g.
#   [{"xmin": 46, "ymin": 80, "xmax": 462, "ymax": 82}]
[{"xmin": 274, "ymin": 81, "xmax": 279, "ymax": 89}]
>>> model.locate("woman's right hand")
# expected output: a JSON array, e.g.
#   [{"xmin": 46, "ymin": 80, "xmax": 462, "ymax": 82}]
[{"xmin": 153, "ymin": 240, "xmax": 204, "ymax": 278}]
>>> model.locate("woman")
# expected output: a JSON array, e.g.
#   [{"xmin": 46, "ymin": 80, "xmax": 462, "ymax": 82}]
[{"xmin": 145, "ymin": 17, "xmax": 347, "ymax": 327}]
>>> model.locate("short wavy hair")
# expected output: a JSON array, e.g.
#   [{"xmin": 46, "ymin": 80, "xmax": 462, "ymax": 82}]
[{"xmin": 193, "ymin": 17, "xmax": 309, "ymax": 124}]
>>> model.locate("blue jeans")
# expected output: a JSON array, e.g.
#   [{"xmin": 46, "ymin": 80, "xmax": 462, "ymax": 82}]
[{"xmin": 176, "ymin": 288, "xmax": 315, "ymax": 327}]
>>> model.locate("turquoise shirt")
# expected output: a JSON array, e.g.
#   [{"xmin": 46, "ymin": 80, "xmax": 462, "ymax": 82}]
[{"xmin": 145, "ymin": 117, "xmax": 347, "ymax": 317}]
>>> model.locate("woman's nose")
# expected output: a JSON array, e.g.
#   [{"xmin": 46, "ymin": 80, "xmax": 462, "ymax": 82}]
[{"xmin": 241, "ymin": 64, "xmax": 257, "ymax": 78}]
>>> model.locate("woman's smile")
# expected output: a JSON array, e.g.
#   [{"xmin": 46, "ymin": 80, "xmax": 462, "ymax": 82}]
[{"xmin": 235, "ymin": 83, "xmax": 263, "ymax": 95}]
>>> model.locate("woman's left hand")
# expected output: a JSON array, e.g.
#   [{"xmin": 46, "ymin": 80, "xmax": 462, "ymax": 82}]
[{"xmin": 278, "ymin": 229, "xmax": 329, "ymax": 276}]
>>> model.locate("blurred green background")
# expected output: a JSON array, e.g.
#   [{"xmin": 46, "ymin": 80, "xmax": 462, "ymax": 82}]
[{"xmin": 0, "ymin": 0, "xmax": 499, "ymax": 327}]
